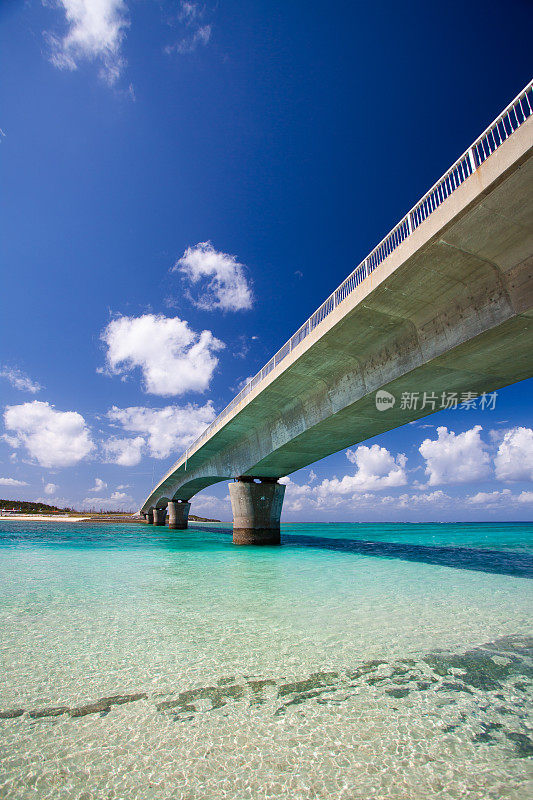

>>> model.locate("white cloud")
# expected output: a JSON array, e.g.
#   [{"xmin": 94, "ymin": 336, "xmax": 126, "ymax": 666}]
[
  {"xmin": 179, "ymin": 1, "xmax": 201, "ymax": 23},
  {"xmin": 3, "ymin": 401, "xmax": 94, "ymax": 467},
  {"xmin": 89, "ymin": 477, "xmax": 107, "ymax": 493},
  {"xmin": 419, "ymin": 425, "xmax": 490, "ymax": 486},
  {"xmin": 518, "ymin": 491, "xmax": 533, "ymax": 504},
  {"xmin": 279, "ymin": 475, "xmax": 314, "ymax": 512},
  {"xmin": 468, "ymin": 489, "xmax": 533, "ymax": 508},
  {"xmin": 279, "ymin": 447, "xmax": 407, "ymax": 512},
  {"xmin": 234, "ymin": 335, "xmax": 250, "ymax": 360},
  {"xmin": 82, "ymin": 490, "xmax": 134, "ymax": 510},
  {"xmin": 165, "ymin": 2, "xmax": 212, "ymax": 55},
  {"xmin": 44, "ymin": 482, "xmax": 59, "ymax": 495},
  {"xmin": 35, "ymin": 494, "xmax": 72, "ymax": 508},
  {"xmin": 0, "ymin": 477, "xmax": 28, "ymax": 487},
  {"xmin": 468, "ymin": 489, "xmax": 512, "ymax": 508},
  {"xmin": 320, "ymin": 445, "xmax": 408, "ymax": 494},
  {"xmin": 0, "ymin": 367, "xmax": 41, "ymax": 394},
  {"xmin": 174, "ymin": 24, "xmax": 211, "ymax": 54},
  {"xmin": 190, "ymin": 493, "xmax": 230, "ymax": 518},
  {"xmin": 237, "ymin": 376, "xmax": 254, "ymax": 391},
  {"xmin": 100, "ymin": 313, "xmax": 223, "ymax": 396},
  {"xmin": 494, "ymin": 427, "xmax": 533, "ymax": 482},
  {"xmin": 104, "ymin": 436, "xmax": 145, "ymax": 467},
  {"xmin": 44, "ymin": 0, "xmax": 129, "ymax": 84},
  {"xmin": 279, "ymin": 475, "xmax": 456, "ymax": 515},
  {"xmin": 174, "ymin": 242, "xmax": 253, "ymax": 312},
  {"xmin": 107, "ymin": 402, "xmax": 215, "ymax": 459},
  {"xmin": 390, "ymin": 490, "xmax": 451, "ymax": 509},
  {"xmin": 281, "ymin": 480, "xmax": 452, "ymax": 515}
]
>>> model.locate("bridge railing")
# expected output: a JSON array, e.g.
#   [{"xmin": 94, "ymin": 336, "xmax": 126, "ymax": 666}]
[{"xmin": 174, "ymin": 79, "xmax": 533, "ymax": 471}]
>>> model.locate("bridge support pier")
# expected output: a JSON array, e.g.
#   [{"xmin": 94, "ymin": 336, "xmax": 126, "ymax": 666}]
[
  {"xmin": 168, "ymin": 500, "xmax": 190, "ymax": 530},
  {"xmin": 229, "ymin": 477, "xmax": 285, "ymax": 545},
  {"xmin": 147, "ymin": 508, "xmax": 154, "ymax": 524},
  {"xmin": 154, "ymin": 507, "xmax": 167, "ymax": 526}
]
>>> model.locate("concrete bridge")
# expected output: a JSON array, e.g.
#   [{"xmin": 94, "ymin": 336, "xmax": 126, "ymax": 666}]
[{"xmin": 141, "ymin": 81, "xmax": 533, "ymax": 543}]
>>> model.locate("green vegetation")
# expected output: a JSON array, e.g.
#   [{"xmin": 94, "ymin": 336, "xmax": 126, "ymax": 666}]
[{"xmin": 0, "ymin": 499, "xmax": 66, "ymax": 513}]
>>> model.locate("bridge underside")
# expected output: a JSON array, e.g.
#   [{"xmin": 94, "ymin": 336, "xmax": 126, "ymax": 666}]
[{"xmin": 141, "ymin": 116, "xmax": 533, "ymax": 543}]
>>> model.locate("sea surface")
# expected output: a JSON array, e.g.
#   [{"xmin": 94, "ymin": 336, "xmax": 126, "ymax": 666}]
[{"xmin": 0, "ymin": 520, "xmax": 532, "ymax": 799}]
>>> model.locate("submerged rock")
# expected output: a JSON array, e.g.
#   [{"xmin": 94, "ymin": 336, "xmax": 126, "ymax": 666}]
[
  {"xmin": 70, "ymin": 693, "xmax": 147, "ymax": 718},
  {"xmin": 29, "ymin": 706, "xmax": 69, "ymax": 719},
  {"xmin": 0, "ymin": 708, "xmax": 24, "ymax": 719}
]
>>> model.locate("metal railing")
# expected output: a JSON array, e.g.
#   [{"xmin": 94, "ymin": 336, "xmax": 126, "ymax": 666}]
[{"xmin": 173, "ymin": 79, "xmax": 533, "ymax": 471}]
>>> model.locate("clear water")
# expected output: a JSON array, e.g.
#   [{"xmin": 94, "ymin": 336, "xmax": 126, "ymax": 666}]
[{"xmin": 0, "ymin": 520, "xmax": 532, "ymax": 799}]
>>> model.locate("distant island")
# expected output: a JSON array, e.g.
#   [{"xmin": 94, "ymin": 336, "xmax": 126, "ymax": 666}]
[{"xmin": 0, "ymin": 499, "xmax": 220, "ymax": 524}]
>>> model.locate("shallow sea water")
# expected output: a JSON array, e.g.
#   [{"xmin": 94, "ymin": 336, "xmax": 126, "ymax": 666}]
[{"xmin": 0, "ymin": 520, "xmax": 532, "ymax": 799}]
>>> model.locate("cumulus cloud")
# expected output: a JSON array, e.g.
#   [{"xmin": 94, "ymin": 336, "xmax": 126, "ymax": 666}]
[
  {"xmin": 44, "ymin": 0, "xmax": 129, "ymax": 84},
  {"xmin": 0, "ymin": 367, "xmax": 41, "ymax": 394},
  {"xmin": 100, "ymin": 314, "xmax": 223, "ymax": 396},
  {"xmin": 278, "ymin": 447, "xmax": 407, "ymax": 512},
  {"xmin": 3, "ymin": 401, "xmax": 94, "ymax": 467},
  {"xmin": 190, "ymin": 492, "xmax": 230, "ymax": 518},
  {"xmin": 518, "ymin": 491, "xmax": 533, "ymax": 504},
  {"xmin": 468, "ymin": 489, "xmax": 533, "ymax": 508},
  {"xmin": 279, "ymin": 477, "xmax": 452, "ymax": 515},
  {"xmin": 174, "ymin": 242, "xmax": 253, "ymax": 312},
  {"xmin": 320, "ymin": 445, "xmax": 408, "ymax": 494},
  {"xmin": 0, "ymin": 477, "xmax": 28, "ymax": 487},
  {"xmin": 103, "ymin": 436, "xmax": 145, "ymax": 467},
  {"xmin": 44, "ymin": 482, "xmax": 59, "ymax": 495},
  {"xmin": 278, "ymin": 475, "xmax": 314, "ymax": 513},
  {"xmin": 107, "ymin": 402, "xmax": 215, "ymax": 459},
  {"xmin": 82, "ymin": 490, "xmax": 134, "ymax": 510},
  {"xmin": 388, "ymin": 490, "xmax": 452, "ymax": 509},
  {"xmin": 468, "ymin": 489, "xmax": 512, "ymax": 508},
  {"xmin": 419, "ymin": 425, "xmax": 490, "ymax": 486},
  {"xmin": 494, "ymin": 427, "xmax": 533, "ymax": 482},
  {"xmin": 89, "ymin": 477, "xmax": 107, "ymax": 493}
]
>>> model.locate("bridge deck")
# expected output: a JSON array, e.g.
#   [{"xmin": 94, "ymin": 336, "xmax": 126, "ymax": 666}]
[{"xmin": 142, "ymin": 89, "xmax": 533, "ymax": 513}]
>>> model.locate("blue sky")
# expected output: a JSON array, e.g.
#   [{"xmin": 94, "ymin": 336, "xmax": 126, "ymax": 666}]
[{"xmin": 0, "ymin": 0, "xmax": 532, "ymax": 521}]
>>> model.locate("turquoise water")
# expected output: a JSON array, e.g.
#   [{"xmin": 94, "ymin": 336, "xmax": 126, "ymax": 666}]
[{"xmin": 0, "ymin": 520, "xmax": 532, "ymax": 799}]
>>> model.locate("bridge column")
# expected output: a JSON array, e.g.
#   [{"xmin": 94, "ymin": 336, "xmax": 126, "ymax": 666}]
[
  {"xmin": 154, "ymin": 507, "xmax": 167, "ymax": 526},
  {"xmin": 168, "ymin": 500, "xmax": 190, "ymax": 530},
  {"xmin": 147, "ymin": 508, "xmax": 154, "ymax": 524},
  {"xmin": 229, "ymin": 477, "xmax": 285, "ymax": 545}
]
